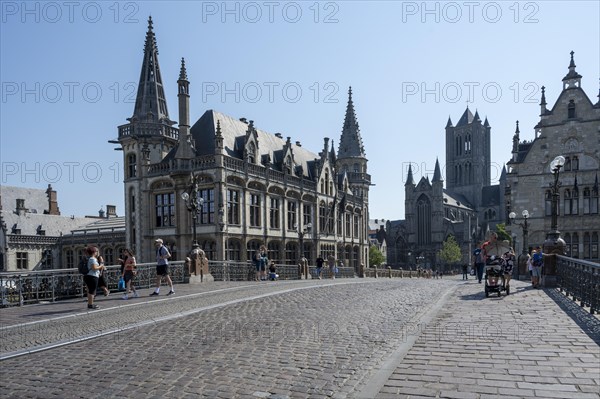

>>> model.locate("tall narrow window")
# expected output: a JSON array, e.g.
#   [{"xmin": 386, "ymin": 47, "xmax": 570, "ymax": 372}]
[
  {"xmin": 564, "ymin": 189, "xmax": 572, "ymax": 215},
  {"xmin": 127, "ymin": 153, "xmax": 137, "ymax": 178},
  {"xmin": 416, "ymin": 195, "xmax": 432, "ymax": 245},
  {"xmin": 303, "ymin": 204, "xmax": 312, "ymax": 227},
  {"xmin": 155, "ymin": 193, "xmax": 175, "ymax": 227},
  {"xmin": 545, "ymin": 191, "xmax": 552, "ymax": 216},
  {"xmin": 199, "ymin": 188, "xmax": 215, "ymax": 224},
  {"xmin": 572, "ymin": 233, "xmax": 579, "ymax": 258},
  {"xmin": 592, "ymin": 187, "xmax": 599, "ymax": 214},
  {"xmin": 287, "ymin": 200, "xmax": 297, "ymax": 230},
  {"xmin": 567, "ymin": 100, "xmax": 576, "ymax": 118},
  {"xmin": 249, "ymin": 193, "xmax": 261, "ymax": 227},
  {"xmin": 319, "ymin": 202, "xmax": 326, "ymax": 232},
  {"xmin": 227, "ymin": 189, "xmax": 240, "ymax": 225},
  {"xmin": 572, "ymin": 156, "xmax": 579, "ymax": 170},
  {"xmin": 592, "ymin": 232, "xmax": 599, "ymax": 259},
  {"xmin": 572, "ymin": 189, "xmax": 579, "ymax": 215},
  {"xmin": 584, "ymin": 188, "xmax": 591, "ymax": 214},
  {"xmin": 270, "ymin": 198, "xmax": 280, "ymax": 229},
  {"xmin": 564, "ymin": 233, "xmax": 571, "ymax": 257},
  {"xmin": 225, "ymin": 239, "xmax": 241, "ymax": 261},
  {"xmin": 583, "ymin": 233, "xmax": 591, "ymax": 259}
]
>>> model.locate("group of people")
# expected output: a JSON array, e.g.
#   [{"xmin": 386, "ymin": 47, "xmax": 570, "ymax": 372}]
[
  {"xmin": 471, "ymin": 231, "xmax": 544, "ymax": 290},
  {"xmin": 253, "ymin": 246, "xmax": 278, "ymax": 281},
  {"xmin": 82, "ymin": 238, "xmax": 175, "ymax": 310},
  {"xmin": 315, "ymin": 254, "xmax": 339, "ymax": 279}
]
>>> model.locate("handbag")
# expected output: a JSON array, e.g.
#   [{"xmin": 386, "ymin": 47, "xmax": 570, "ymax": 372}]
[{"xmin": 118, "ymin": 277, "xmax": 126, "ymax": 291}]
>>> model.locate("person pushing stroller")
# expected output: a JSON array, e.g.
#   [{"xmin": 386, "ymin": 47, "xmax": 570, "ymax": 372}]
[{"xmin": 481, "ymin": 232, "xmax": 511, "ymax": 297}]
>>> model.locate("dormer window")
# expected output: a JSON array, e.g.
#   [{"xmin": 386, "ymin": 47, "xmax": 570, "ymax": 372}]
[
  {"xmin": 11, "ymin": 224, "xmax": 21, "ymax": 235},
  {"xmin": 567, "ymin": 100, "xmax": 576, "ymax": 119},
  {"xmin": 246, "ymin": 142, "xmax": 256, "ymax": 164},
  {"xmin": 127, "ymin": 153, "xmax": 137, "ymax": 178},
  {"xmin": 37, "ymin": 225, "xmax": 46, "ymax": 236}
]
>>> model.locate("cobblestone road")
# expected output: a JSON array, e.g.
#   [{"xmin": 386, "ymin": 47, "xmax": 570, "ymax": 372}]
[{"xmin": 0, "ymin": 278, "xmax": 457, "ymax": 398}]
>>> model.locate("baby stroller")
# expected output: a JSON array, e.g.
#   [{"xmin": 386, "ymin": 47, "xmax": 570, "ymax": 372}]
[{"xmin": 484, "ymin": 256, "xmax": 508, "ymax": 297}]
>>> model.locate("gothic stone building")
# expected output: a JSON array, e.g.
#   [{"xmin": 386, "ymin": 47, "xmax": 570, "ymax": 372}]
[
  {"xmin": 386, "ymin": 108, "xmax": 506, "ymax": 269},
  {"xmin": 114, "ymin": 18, "xmax": 371, "ymax": 269},
  {"xmin": 0, "ymin": 185, "xmax": 121, "ymax": 271},
  {"xmin": 506, "ymin": 52, "xmax": 600, "ymax": 262}
]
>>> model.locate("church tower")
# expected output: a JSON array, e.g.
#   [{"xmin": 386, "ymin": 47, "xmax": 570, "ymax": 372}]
[
  {"xmin": 115, "ymin": 17, "xmax": 179, "ymax": 254},
  {"xmin": 445, "ymin": 107, "xmax": 491, "ymax": 209},
  {"xmin": 336, "ymin": 87, "xmax": 369, "ymax": 201}
]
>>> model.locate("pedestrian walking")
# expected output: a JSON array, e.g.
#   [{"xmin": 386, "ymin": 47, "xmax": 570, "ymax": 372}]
[
  {"xmin": 150, "ymin": 238, "xmax": 174, "ymax": 296},
  {"xmin": 315, "ymin": 255, "xmax": 324, "ymax": 279},
  {"xmin": 259, "ymin": 245, "xmax": 268, "ymax": 281},
  {"xmin": 531, "ymin": 246, "xmax": 543, "ymax": 288},
  {"xmin": 84, "ymin": 246, "xmax": 104, "ymax": 310},
  {"xmin": 96, "ymin": 253, "xmax": 110, "ymax": 297},
  {"xmin": 121, "ymin": 248, "xmax": 139, "ymax": 300},
  {"xmin": 327, "ymin": 255, "xmax": 336, "ymax": 279},
  {"xmin": 473, "ymin": 245, "xmax": 485, "ymax": 283},
  {"xmin": 502, "ymin": 248, "xmax": 515, "ymax": 293}
]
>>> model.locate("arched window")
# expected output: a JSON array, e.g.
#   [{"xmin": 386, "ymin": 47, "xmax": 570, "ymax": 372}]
[
  {"xmin": 584, "ymin": 187, "xmax": 591, "ymax": 214},
  {"xmin": 564, "ymin": 233, "xmax": 571, "ymax": 256},
  {"xmin": 572, "ymin": 156, "xmax": 579, "ymax": 170},
  {"xmin": 572, "ymin": 233, "xmax": 579, "ymax": 258},
  {"xmin": 267, "ymin": 241, "xmax": 281, "ymax": 263}
]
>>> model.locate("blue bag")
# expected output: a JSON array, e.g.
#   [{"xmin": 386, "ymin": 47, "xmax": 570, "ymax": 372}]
[{"xmin": 118, "ymin": 277, "xmax": 126, "ymax": 291}]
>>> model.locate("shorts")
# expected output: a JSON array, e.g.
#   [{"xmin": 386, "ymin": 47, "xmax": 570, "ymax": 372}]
[
  {"xmin": 124, "ymin": 270, "xmax": 136, "ymax": 282},
  {"xmin": 84, "ymin": 275, "xmax": 99, "ymax": 295},
  {"xmin": 531, "ymin": 266, "xmax": 542, "ymax": 277},
  {"xmin": 156, "ymin": 264, "xmax": 169, "ymax": 276}
]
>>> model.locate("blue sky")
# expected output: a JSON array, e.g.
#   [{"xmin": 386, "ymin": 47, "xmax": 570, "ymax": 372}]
[{"xmin": 1, "ymin": 1, "xmax": 599, "ymax": 220}]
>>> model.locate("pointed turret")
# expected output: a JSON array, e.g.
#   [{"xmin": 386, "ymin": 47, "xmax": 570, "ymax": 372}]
[
  {"xmin": 540, "ymin": 85, "xmax": 548, "ymax": 115},
  {"xmin": 483, "ymin": 117, "xmax": 490, "ymax": 128},
  {"xmin": 432, "ymin": 158, "xmax": 442, "ymax": 182},
  {"xmin": 512, "ymin": 120, "xmax": 520, "ymax": 154},
  {"xmin": 130, "ymin": 16, "xmax": 173, "ymax": 124},
  {"xmin": 446, "ymin": 116, "xmax": 453, "ymax": 128},
  {"xmin": 174, "ymin": 57, "xmax": 195, "ymax": 160},
  {"xmin": 473, "ymin": 110, "xmax": 481, "ymax": 123},
  {"xmin": 499, "ymin": 165, "xmax": 507, "ymax": 182},
  {"xmin": 562, "ymin": 51, "xmax": 582, "ymax": 89},
  {"xmin": 456, "ymin": 106, "xmax": 474, "ymax": 126},
  {"xmin": 329, "ymin": 140, "xmax": 337, "ymax": 163},
  {"xmin": 338, "ymin": 87, "xmax": 366, "ymax": 158},
  {"xmin": 405, "ymin": 164, "xmax": 415, "ymax": 186},
  {"xmin": 595, "ymin": 83, "xmax": 600, "ymax": 108}
]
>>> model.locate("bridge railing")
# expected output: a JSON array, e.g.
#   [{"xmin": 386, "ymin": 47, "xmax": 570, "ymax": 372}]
[
  {"xmin": 0, "ymin": 262, "xmax": 188, "ymax": 308},
  {"xmin": 0, "ymin": 262, "xmax": 358, "ymax": 307},
  {"xmin": 556, "ymin": 255, "xmax": 600, "ymax": 314}
]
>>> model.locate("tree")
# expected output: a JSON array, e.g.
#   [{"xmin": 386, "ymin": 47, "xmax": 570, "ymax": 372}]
[
  {"xmin": 369, "ymin": 245, "xmax": 385, "ymax": 267},
  {"xmin": 438, "ymin": 235, "xmax": 462, "ymax": 265},
  {"xmin": 494, "ymin": 223, "xmax": 513, "ymax": 245}
]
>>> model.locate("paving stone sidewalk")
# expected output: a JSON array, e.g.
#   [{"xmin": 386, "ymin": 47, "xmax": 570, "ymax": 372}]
[{"xmin": 370, "ymin": 279, "xmax": 600, "ymax": 399}]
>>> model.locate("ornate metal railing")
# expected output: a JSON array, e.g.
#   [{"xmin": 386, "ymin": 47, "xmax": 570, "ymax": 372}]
[
  {"xmin": 0, "ymin": 261, "xmax": 187, "ymax": 308},
  {"xmin": 556, "ymin": 255, "xmax": 600, "ymax": 314}
]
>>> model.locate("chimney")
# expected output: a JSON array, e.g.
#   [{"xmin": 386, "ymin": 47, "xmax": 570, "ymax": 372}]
[
  {"xmin": 239, "ymin": 117, "xmax": 247, "ymax": 124},
  {"xmin": 45, "ymin": 184, "xmax": 60, "ymax": 215},
  {"xmin": 275, "ymin": 133, "xmax": 282, "ymax": 139},
  {"xmin": 99, "ymin": 207, "xmax": 106, "ymax": 218},
  {"xmin": 106, "ymin": 205, "xmax": 117, "ymax": 218},
  {"xmin": 15, "ymin": 199, "xmax": 26, "ymax": 215},
  {"xmin": 295, "ymin": 141, "xmax": 302, "ymax": 147}
]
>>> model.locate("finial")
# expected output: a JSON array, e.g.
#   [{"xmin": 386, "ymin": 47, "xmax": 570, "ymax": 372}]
[
  {"xmin": 348, "ymin": 86, "xmax": 352, "ymax": 100},
  {"xmin": 216, "ymin": 119, "xmax": 222, "ymax": 135},
  {"xmin": 179, "ymin": 57, "xmax": 187, "ymax": 80},
  {"xmin": 540, "ymin": 85, "xmax": 546, "ymax": 105},
  {"xmin": 515, "ymin": 120, "xmax": 520, "ymax": 133},
  {"xmin": 148, "ymin": 15, "xmax": 153, "ymax": 30},
  {"xmin": 569, "ymin": 50, "xmax": 575, "ymax": 67}
]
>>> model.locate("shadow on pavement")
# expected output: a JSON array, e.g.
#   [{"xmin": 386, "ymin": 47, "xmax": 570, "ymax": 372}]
[{"xmin": 546, "ymin": 288, "xmax": 600, "ymax": 346}]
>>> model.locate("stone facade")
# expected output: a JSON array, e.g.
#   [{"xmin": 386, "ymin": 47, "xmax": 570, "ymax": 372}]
[
  {"xmin": 114, "ymin": 18, "xmax": 371, "ymax": 271},
  {"xmin": 386, "ymin": 109, "xmax": 504, "ymax": 269},
  {"xmin": 506, "ymin": 52, "xmax": 600, "ymax": 262}
]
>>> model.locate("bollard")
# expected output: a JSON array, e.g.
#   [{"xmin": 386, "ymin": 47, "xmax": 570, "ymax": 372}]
[
  {"xmin": 388, "ymin": 266, "xmax": 392, "ymax": 278},
  {"xmin": 399, "ymin": 267, "xmax": 403, "ymax": 278},
  {"xmin": 374, "ymin": 266, "xmax": 378, "ymax": 278}
]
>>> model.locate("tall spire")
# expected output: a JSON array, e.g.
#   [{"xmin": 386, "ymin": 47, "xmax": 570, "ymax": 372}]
[
  {"xmin": 405, "ymin": 164, "xmax": 415, "ymax": 186},
  {"xmin": 131, "ymin": 16, "xmax": 172, "ymax": 124},
  {"xmin": 512, "ymin": 120, "xmax": 520, "ymax": 153},
  {"xmin": 338, "ymin": 86, "xmax": 366, "ymax": 158},
  {"xmin": 174, "ymin": 57, "xmax": 195, "ymax": 160},
  {"xmin": 432, "ymin": 158, "xmax": 442, "ymax": 182}
]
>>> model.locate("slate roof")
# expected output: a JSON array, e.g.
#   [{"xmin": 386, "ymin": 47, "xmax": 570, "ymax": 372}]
[
  {"xmin": 186, "ymin": 110, "xmax": 321, "ymax": 179},
  {"xmin": 481, "ymin": 185, "xmax": 501, "ymax": 207},
  {"xmin": 456, "ymin": 108, "xmax": 474, "ymax": 127},
  {"xmin": 1, "ymin": 186, "xmax": 96, "ymax": 237},
  {"xmin": 442, "ymin": 190, "xmax": 474, "ymax": 210}
]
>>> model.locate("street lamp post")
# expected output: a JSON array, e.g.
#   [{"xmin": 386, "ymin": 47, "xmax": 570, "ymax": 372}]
[
  {"xmin": 543, "ymin": 155, "xmax": 566, "ymax": 287},
  {"xmin": 181, "ymin": 173, "xmax": 204, "ymax": 247},
  {"xmin": 509, "ymin": 209, "xmax": 530, "ymax": 280},
  {"xmin": 548, "ymin": 155, "xmax": 565, "ymax": 240},
  {"xmin": 297, "ymin": 222, "xmax": 312, "ymax": 261}
]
